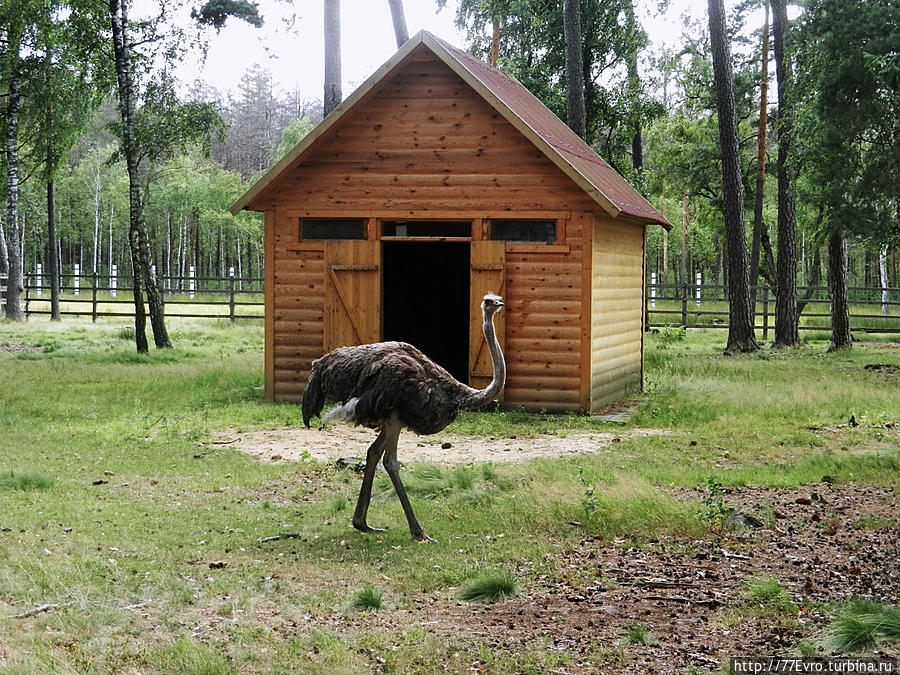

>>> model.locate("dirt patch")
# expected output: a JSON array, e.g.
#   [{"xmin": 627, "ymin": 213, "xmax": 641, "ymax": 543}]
[
  {"xmin": 422, "ymin": 483, "xmax": 899, "ymax": 673},
  {"xmin": 216, "ymin": 425, "xmax": 663, "ymax": 466},
  {"xmin": 0, "ymin": 343, "xmax": 40, "ymax": 353}
]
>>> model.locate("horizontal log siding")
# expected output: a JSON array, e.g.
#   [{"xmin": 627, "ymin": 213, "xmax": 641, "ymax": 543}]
[
  {"xmin": 504, "ymin": 215, "xmax": 589, "ymax": 411},
  {"xmin": 590, "ymin": 217, "xmax": 645, "ymax": 410},
  {"xmin": 261, "ymin": 54, "xmax": 597, "ymax": 215},
  {"xmin": 261, "ymin": 52, "xmax": 646, "ymax": 410},
  {"xmin": 271, "ymin": 210, "xmax": 325, "ymax": 402}
]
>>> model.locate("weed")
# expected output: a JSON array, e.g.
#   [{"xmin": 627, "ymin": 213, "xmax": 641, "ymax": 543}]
[
  {"xmin": 826, "ymin": 598, "xmax": 900, "ymax": 652},
  {"xmin": 620, "ymin": 621, "xmax": 658, "ymax": 646},
  {"xmin": 459, "ymin": 572, "xmax": 519, "ymax": 603},
  {"xmin": 741, "ymin": 575, "xmax": 798, "ymax": 618},
  {"xmin": 0, "ymin": 470, "xmax": 54, "ymax": 491},
  {"xmin": 350, "ymin": 584, "xmax": 385, "ymax": 613}
]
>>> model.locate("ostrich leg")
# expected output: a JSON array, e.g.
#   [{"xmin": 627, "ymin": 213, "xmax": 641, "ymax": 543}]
[
  {"xmin": 352, "ymin": 428, "xmax": 389, "ymax": 533},
  {"xmin": 381, "ymin": 420, "xmax": 435, "ymax": 543}
]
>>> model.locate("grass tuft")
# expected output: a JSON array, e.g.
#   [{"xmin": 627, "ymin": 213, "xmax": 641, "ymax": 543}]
[
  {"xmin": 349, "ymin": 584, "xmax": 385, "ymax": 613},
  {"xmin": 620, "ymin": 621, "xmax": 658, "ymax": 646},
  {"xmin": 0, "ymin": 470, "xmax": 54, "ymax": 491},
  {"xmin": 741, "ymin": 575, "xmax": 798, "ymax": 618},
  {"xmin": 459, "ymin": 572, "xmax": 519, "ymax": 603},
  {"xmin": 827, "ymin": 598, "xmax": 900, "ymax": 652}
]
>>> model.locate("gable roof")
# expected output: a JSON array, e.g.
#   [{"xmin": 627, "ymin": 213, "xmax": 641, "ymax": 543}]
[{"xmin": 230, "ymin": 31, "xmax": 669, "ymax": 228}]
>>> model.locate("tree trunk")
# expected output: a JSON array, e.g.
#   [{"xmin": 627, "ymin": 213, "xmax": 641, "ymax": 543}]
[
  {"xmin": 387, "ymin": 0, "xmax": 408, "ymax": 48},
  {"xmin": 109, "ymin": 0, "xmax": 171, "ymax": 351},
  {"xmin": 4, "ymin": 41, "xmax": 25, "ymax": 321},
  {"xmin": 491, "ymin": 14, "xmax": 500, "ymax": 67},
  {"xmin": 47, "ymin": 177, "xmax": 61, "ymax": 321},
  {"xmin": 681, "ymin": 189, "xmax": 689, "ymax": 287},
  {"xmin": 323, "ymin": 0, "xmax": 342, "ymax": 117},
  {"xmin": 626, "ymin": 1, "xmax": 642, "ymax": 171},
  {"xmin": 562, "ymin": 0, "xmax": 586, "ymax": 140},
  {"xmin": 749, "ymin": 5, "xmax": 769, "ymax": 300},
  {"xmin": 708, "ymin": 0, "xmax": 758, "ymax": 354},
  {"xmin": 827, "ymin": 231, "xmax": 851, "ymax": 350},
  {"xmin": 771, "ymin": 0, "xmax": 799, "ymax": 348}
]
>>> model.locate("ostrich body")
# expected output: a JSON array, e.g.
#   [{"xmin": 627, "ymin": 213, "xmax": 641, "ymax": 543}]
[{"xmin": 302, "ymin": 294, "xmax": 506, "ymax": 542}]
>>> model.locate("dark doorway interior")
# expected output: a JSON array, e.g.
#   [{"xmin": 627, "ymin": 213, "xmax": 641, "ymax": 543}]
[{"xmin": 383, "ymin": 241, "xmax": 470, "ymax": 383}]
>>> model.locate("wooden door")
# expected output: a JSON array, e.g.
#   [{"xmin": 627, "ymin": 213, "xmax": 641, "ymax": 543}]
[
  {"xmin": 324, "ymin": 240, "xmax": 381, "ymax": 351},
  {"xmin": 469, "ymin": 240, "xmax": 506, "ymax": 389}
]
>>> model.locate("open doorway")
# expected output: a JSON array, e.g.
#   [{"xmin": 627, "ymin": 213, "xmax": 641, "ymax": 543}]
[{"xmin": 382, "ymin": 241, "xmax": 470, "ymax": 383}]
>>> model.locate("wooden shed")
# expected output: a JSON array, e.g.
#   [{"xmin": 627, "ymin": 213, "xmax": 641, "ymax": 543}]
[{"xmin": 230, "ymin": 31, "xmax": 669, "ymax": 413}]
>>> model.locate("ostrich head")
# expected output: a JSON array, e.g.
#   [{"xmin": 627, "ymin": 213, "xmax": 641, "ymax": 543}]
[{"xmin": 481, "ymin": 293, "xmax": 504, "ymax": 317}]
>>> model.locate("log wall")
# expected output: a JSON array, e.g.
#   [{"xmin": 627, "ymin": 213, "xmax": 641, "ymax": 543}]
[{"xmin": 260, "ymin": 49, "xmax": 644, "ymax": 411}]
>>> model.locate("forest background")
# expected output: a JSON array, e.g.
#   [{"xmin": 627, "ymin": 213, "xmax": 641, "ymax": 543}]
[{"xmin": 1, "ymin": 0, "xmax": 898, "ymax": 349}]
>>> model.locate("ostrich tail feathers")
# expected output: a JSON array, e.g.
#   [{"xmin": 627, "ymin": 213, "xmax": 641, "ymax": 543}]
[
  {"xmin": 321, "ymin": 397, "xmax": 359, "ymax": 426},
  {"xmin": 301, "ymin": 367, "xmax": 324, "ymax": 428}
]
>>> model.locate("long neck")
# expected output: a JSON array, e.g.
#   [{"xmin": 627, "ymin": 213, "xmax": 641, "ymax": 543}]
[{"xmin": 464, "ymin": 310, "xmax": 506, "ymax": 409}]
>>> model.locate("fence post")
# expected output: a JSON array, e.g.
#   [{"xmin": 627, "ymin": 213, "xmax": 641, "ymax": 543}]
[
  {"xmin": 762, "ymin": 285, "xmax": 769, "ymax": 340},
  {"xmin": 92, "ymin": 272, "xmax": 98, "ymax": 323},
  {"xmin": 695, "ymin": 271, "xmax": 702, "ymax": 306},
  {"xmin": 229, "ymin": 266, "xmax": 236, "ymax": 322},
  {"xmin": 681, "ymin": 281, "xmax": 688, "ymax": 327},
  {"xmin": 35, "ymin": 263, "xmax": 43, "ymax": 297}
]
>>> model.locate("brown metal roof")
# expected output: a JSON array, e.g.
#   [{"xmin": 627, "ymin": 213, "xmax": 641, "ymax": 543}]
[{"xmin": 231, "ymin": 31, "xmax": 670, "ymax": 228}]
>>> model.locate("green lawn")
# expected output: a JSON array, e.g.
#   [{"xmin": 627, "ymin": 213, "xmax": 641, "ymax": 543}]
[{"xmin": 1, "ymin": 318, "xmax": 898, "ymax": 673}]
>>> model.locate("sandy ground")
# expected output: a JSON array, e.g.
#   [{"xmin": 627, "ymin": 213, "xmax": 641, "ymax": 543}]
[{"xmin": 215, "ymin": 424, "xmax": 654, "ymax": 466}]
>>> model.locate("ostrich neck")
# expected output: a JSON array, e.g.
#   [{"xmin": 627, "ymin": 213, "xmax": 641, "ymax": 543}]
[{"xmin": 463, "ymin": 311, "xmax": 506, "ymax": 409}]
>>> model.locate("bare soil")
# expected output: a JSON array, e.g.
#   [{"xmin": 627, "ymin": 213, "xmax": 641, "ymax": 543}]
[
  {"xmin": 220, "ymin": 425, "xmax": 662, "ymax": 466},
  {"xmin": 223, "ymin": 427, "xmax": 898, "ymax": 672},
  {"xmin": 425, "ymin": 482, "xmax": 899, "ymax": 673}
]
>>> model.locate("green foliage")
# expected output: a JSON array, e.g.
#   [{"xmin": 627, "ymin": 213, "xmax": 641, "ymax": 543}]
[
  {"xmin": 741, "ymin": 575, "xmax": 798, "ymax": 618},
  {"xmin": 826, "ymin": 598, "xmax": 900, "ymax": 653},
  {"xmin": 0, "ymin": 471, "xmax": 54, "ymax": 491},
  {"xmin": 459, "ymin": 572, "xmax": 519, "ymax": 603},
  {"xmin": 272, "ymin": 117, "xmax": 314, "ymax": 163},
  {"xmin": 349, "ymin": 584, "xmax": 385, "ymax": 613},
  {"xmin": 620, "ymin": 621, "xmax": 657, "ymax": 646},
  {"xmin": 192, "ymin": 0, "xmax": 264, "ymax": 31}
]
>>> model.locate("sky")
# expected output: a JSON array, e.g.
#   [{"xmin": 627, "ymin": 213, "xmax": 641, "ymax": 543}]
[{"xmin": 178, "ymin": 0, "xmax": 720, "ymax": 100}]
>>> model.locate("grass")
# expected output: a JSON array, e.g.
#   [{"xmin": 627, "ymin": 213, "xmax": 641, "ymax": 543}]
[
  {"xmin": 0, "ymin": 318, "xmax": 897, "ymax": 672},
  {"xmin": 620, "ymin": 621, "xmax": 658, "ymax": 646},
  {"xmin": 458, "ymin": 572, "xmax": 519, "ymax": 603},
  {"xmin": 349, "ymin": 584, "xmax": 385, "ymax": 612},
  {"xmin": 827, "ymin": 598, "xmax": 900, "ymax": 653}
]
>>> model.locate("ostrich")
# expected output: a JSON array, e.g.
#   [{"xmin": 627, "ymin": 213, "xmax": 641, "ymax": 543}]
[{"xmin": 302, "ymin": 293, "xmax": 506, "ymax": 542}]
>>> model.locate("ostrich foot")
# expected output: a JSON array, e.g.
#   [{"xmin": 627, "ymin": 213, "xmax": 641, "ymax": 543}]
[
  {"xmin": 412, "ymin": 530, "xmax": 436, "ymax": 544},
  {"xmin": 352, "ymin": 521, "xmax": 386, "ymax": 534}
]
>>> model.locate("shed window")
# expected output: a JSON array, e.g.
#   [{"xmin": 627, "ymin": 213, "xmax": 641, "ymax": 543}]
[
  {"xmin": 490, "ymin": 219, "xmax": 556, "ymax": 243},
  {"xmin": 382, "ymin": 221, "xmax": 471, "ymax": 238},
  {"xmin": 301, "ymin": 218, "xmax": 366, "ymax": 240}
]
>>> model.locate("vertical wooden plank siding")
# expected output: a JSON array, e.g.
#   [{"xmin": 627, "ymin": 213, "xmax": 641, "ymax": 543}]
[
  {"xmin": 590, "ymin": 216, "xmax": 645, "ymax": 410},
  {"xmin": 470, "ymin": 240, "xmax": 506, "ymax": 391},
  {"xmin": 323, "ymin": 240, "xmax": 382, "ymax": 351},
  {"xmin": 264, "ymin": 210, "xmax": 276, "ymax": 400}
]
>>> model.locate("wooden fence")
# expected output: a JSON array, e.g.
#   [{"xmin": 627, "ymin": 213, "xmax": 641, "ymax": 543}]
[
  {"xmin": 13, "ymin": 272, "xmax": 264, "ymax": 322},
  {"xmin": 647, "ymin": 281, "xmax": 900, "ymax": 337}
]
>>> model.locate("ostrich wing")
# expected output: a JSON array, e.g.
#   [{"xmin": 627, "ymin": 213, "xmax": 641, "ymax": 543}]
[{"xmin": 303, "ymin": 342, "xmax": 472, "ymax": 435}]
